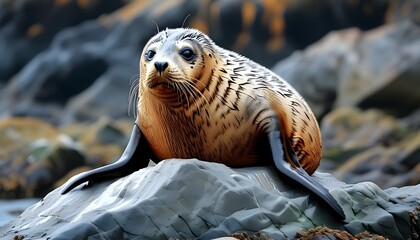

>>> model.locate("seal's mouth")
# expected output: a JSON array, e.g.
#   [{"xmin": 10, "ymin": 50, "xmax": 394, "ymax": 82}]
[
  {"xmin": 147, "ymin": 74, "xmax": 173, "ymax": 89},
  {"xmin": 150, "ymin": 82, "xmax": 170, "ymax": 89},
  {"xmin": 146, "ymin": 75, "xmax": 183, "ymax": 104},
  {"xmin": 148, "ymin": 80, "xmax": 178, "ymax": 99},
  {"xmin": 149, "ymin": 82, "xmax": 175, "ymax": 93}
]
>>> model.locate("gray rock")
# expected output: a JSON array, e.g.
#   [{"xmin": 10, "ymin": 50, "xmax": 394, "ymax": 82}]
[
  {"xmin": 0, "ymin": 160, "xmax": 418, "ymax": 239},
  {"xmin": 0, "ymin": 0, "xmax": 125, "ymax": 83},
  {"xmin": 334, "ymin": 132, "xmax": 420, "ymax": 189},
  {"xmin": 320, "ymin": 108, "xmax": 407, "ymax": 162},
  {"xmin": 271, "ymin": 29, "xmax": 357, "ymax": 117},
  {"xmin": 272, "ymin": 19, "xmax": 420, "ymax": 118},
  {"xmin": 318, "ymin": 107, "xmax": 420, "ymax": 189},
  {"xmin": 387, "ymin": 0, "xmax": 420, "ymax": 22},
  {"xmin": 336, "ymin": 20, "xmax": 420, "ymax": 117}
]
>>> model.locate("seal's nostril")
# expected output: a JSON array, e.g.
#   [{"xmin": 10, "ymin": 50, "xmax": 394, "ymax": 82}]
[{"xmin": 154, "ymin": 61, "xmax": 168, "ymax": 74}]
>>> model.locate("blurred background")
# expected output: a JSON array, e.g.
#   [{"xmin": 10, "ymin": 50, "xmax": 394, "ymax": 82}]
[{"xmin": 0, "ymin": 0, "xmax": 419, "ymax": 225}]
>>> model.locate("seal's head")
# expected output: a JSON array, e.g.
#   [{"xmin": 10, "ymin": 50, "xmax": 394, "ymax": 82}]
[{"xmin": 139, "ymin": 28, "xmax": 216, "ymax": 104}]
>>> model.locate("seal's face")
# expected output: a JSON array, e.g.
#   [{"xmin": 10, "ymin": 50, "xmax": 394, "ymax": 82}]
[{"xmin": 139, "ymin": 29, "xmax": 214, "ymax": 104}]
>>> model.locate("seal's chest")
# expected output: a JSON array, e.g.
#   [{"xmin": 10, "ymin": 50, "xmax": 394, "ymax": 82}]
[{"xmin": 166, "ymin": 108, "xmax": 267, "ymax": 165}]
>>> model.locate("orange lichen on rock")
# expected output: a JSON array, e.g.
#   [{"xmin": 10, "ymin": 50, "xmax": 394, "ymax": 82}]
[
  {"xmin": 234, "ymin": 32, "xmax": 251, "ymax": 50},
  {"xmin": 190, "ymin": 0, "xmax": 212, "ymax": 34},
  {"xmin": 242, "ymin": 1, "xmax": 257, "ymax": 28},
  {"xmin": 26, "ymin": 24, "xmax": 44, "ymax": 38},
  {"xmin": 115, "ymin": 0, "xmax": 152, "ymax": 22},
  {"xmin": 190, "ymin": 18, "xmax": 209, "ymax": 35},
  {"xmin": 0, "ymin": 117, "xmax": 59, "ymax": 158},
  {"xmin": 231, "ymin": 1, "xmax": 256, "ymax": 50},
  {"xmin": 261, "ymin": 0, "xmax": 289, "ymax": 52},
  {"xmin": 267, "ymin": 16, "xmax": 285, "ymax": 51},
  {"xmin": 77, "ymin": 0, "xmax": 91, "ymax": 9},
  {"xmin": 54, "ymin": 0, "xmax": 70, "ymax": 7}
]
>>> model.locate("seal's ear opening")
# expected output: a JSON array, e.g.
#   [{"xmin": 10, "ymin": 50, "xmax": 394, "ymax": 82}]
[{"xmin": 61, "ymin": 123, "xmax": 153, "ymax": 194}]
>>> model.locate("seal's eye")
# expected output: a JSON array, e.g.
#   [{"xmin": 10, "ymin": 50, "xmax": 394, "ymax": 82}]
[
  {"xmin": 145, "ymin": 50, "xmax": 156, "ymax": 61},
  {"xmin": 179, "ymin": 48, "xmax": 195, "ymax": 61}
]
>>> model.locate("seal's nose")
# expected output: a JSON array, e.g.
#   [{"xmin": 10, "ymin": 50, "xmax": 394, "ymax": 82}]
[{"xmin": 154, "ymin": 61, "xmax": 168, "ymax": 74}]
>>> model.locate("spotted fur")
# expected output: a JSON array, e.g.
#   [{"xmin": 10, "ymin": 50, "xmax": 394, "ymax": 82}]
[{"xmin": 137, "ymin": 28, "xmax": 322, "ymax": 174}]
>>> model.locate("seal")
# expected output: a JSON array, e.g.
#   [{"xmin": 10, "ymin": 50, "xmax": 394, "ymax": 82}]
[{"xmin": 61, "ymin": 28, "xmax": 345, "ymax": 219}]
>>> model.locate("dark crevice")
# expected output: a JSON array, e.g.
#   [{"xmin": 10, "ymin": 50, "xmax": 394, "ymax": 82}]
[{"xmin": 34, "ymin": 57, "xmax": 107, "ymax": 105}]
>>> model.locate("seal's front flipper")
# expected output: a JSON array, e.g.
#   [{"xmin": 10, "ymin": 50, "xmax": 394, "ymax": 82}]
[
  {"xmin": 267, "ymin": 128, "xmax": 346, "ymax": 220},
  {"xmin": 61, "ymin": 123, "xmax": 153, "ymax": 194}
]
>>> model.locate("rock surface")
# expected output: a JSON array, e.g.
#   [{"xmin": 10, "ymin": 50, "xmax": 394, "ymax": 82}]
[
  {"xmin": 0, "ymin": 117, "xmax": 85, "ymax": 198},
  {"xmin": 0, "ymin": 160, "xmax": 419, "ymax": 240},
  {"xmin": 272, "ymin": 19, "xmax": 420, "ymax": 118},
  {"xmin": 321, "ymin": 108, "xmax": 407, "ymax": 163},
  {"xmin": 319, "ymin": 107, "xmax": 420, "ymax": 189},
  {"xmin": 0, "ymin": 0, "xmax": 125, "ymax": 84},
  {"xmin": 0, "ymin": 117, "xmax": 132, "ymax": 198}
]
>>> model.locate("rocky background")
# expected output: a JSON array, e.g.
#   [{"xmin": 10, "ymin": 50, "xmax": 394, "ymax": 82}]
[{"xmin": 0, "ymin": 0, "xmax": 419, "ymax": 203}]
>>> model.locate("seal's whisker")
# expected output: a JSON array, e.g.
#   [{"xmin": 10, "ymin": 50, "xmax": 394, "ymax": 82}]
[
  {"xmin": 175, "ymin": 81, "xmax": 190, "ymax": 109},
  {"xmin": 128, "ymin": 77, "xmax": 140, "ymax": 117},
  {"xmin": 174, "ymin": 82, "xmax": 184, "ymax": 105},
  {"xmin": 129, "ymin": 75, "xmax": 140, "ymax": 96},
  {"xmin": 167, "ymin": 72, "xmax": 192, "ymax": 104},
  {"xmin": 166, "ymin": 76, "xmax": 183, "ymax": 104},
  {"xmin": 172, "ymin": 82, "xmax": 183, "ymax": 105},
  {"xmin": 189, "ymin": 86, "xmax": 203, "ymax": 115},
  {"xmin": 181, "ymin": 14, "xmax": 191, "ymax": 28},
  {"xmin": 128, "ymin": 87, "xmax": 139, "ymax": 116},
  {"xmin": 184, "ymin": 80, "xmax": 209, "ymax": 107},
  {"xmin": 191, "ymin": 77, "xmax": 207, "ymax": 89},
  {"xmin": 129, "ymin": 74, "xmax": 140, "ymax": 85},
  {"xmin": 182, "ymin": 82, "xmax": 200, "ymax": 113},
  {"xmin": 176, "ymin": 82, "xmax": 186, "ymax": 105},
  {"xmin": 152, "ymin": 20, "xmax": 160, "ymax": 34},
  {"xmin": 171, "ymin": 68, "xmax": 207, "ymax": 99}
]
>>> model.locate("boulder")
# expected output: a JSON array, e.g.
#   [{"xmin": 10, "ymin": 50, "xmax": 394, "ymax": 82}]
[
  {"xmin": 0, "ymin": 160, "xmax": 418, "ymax": 239},
  {"xmin": 272, "ymin": 19, "xmax": 420, "ymax": 118},
  {"xmin": 0, "ymin": 0, "xmax": 125, "ymax": 83},
  {"xmin": 272, "ymin": 28, "xmax": 361, "ymax": 118},
  {"xmin": 335, "ymin": 132, "xmax": 420, "ymax": 189},
  {"xmin": 335, "ymin": 20, "xmax": 420, "ymax": 117},
  {"xmin": 319, "ymin": 108, "xmax": 420, "ymax": 188},
  {"xmin": 0, "ymin": 117, "xmax": 136, "ymax": 199},
  {"xmin": 0, "ymin": 117, "xmax": 86, "ymax": 198},
  {"xmin": 321, "ymin": 108, "xmax": 407, "ymax": 163}
]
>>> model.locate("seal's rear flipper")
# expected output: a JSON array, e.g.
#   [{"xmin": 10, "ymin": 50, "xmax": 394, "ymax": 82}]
[
  {"xmin": 267, "ymin": 128, "xmax": 346, "ymax": 220},
  {"xmin": 61, "ymin": 123, "xmax": 153, "ymax": 194}
]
